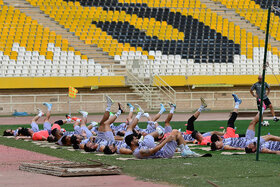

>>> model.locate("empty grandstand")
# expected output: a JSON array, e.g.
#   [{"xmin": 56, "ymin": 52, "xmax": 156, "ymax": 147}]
[{"xmin": 0, "ymin": 0, "xmax": 280, "ymax": 114}]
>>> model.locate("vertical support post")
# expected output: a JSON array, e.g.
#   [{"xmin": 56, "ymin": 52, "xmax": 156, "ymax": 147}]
[
  {"xmin": 256, "ymin": 6, "xmax": 271, "ymax": 161},
  {"xmin": 68, "ymin": 96, "xmax": 71, "ymax": 115}
]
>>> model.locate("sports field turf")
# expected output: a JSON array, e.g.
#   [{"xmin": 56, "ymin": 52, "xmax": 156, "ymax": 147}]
[{"xmin": 0, "ymin": 120, "xmax": 280, "ymax": 186}]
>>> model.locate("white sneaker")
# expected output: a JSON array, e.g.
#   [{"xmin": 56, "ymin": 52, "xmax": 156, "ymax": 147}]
[
  {"xmin": 90, "ymin": 121, "xmax": 98, "ymax": 127},
  {"xmin": 135, "ymin": 104, "xmax": 144, "ymax": 114},
  {"xmin": 106, "ymin": 95, "xmax": 114, "ymax": 106},
  {"xmin": 79, "ymin": 110, "xmax": 88, "ymax": 118},
  {"xmin": 37, "ymin": 108, "xmax": 44, "ymax": 117},
  {"xmin": 200, "ymin": 97, "xmax": 207, "ymax": 108},
  {"xmin": 168, "ymin": 102, "xmax": 176, "ymax": 109},
  {"xmin": 181, "ymin": 149, "xmax": 200, "ymax": 158}
]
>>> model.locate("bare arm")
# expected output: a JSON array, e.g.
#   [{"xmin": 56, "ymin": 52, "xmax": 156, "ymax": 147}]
[
  {"xmin": 140, "ymin": 135, "xmax": 174, "ymax": 157},
  {"xmin": 114, "ymin": 136, "xmax": 124, "ymax": 141},
  {"xmin": 262, "ymin": 135, "xmax": 280, "ymax": 142},
  {"xmin": 261, "ymin": 148, "xmax": 280, "ymax": 155},
  {"xmin": 250, "ymin": 90, "xmax": 257, "ymax": 98},
  {"xmin": 15, "ymin": 136, "xmax": 32, "ymax": 140},
  {"xmin": 266, "ymin": 87, "xmax": 270, "ymax": 96},
  {"xmin": 223, "ymin": 145, "xmax": 244, "ymax": 151},
  {"xmin": 119, "ymin": 148, "xmax": 133, "ymax": 155}
]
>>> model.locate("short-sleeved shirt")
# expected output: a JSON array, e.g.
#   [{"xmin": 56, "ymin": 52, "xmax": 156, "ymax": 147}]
[
  {"xmin": 197, "ymin": 132, "xmax": 212, "ymax": 145},
  {"xmin": 222, "ymin": 137, "xmax": 264, "ymax": 149},
  {"xmin": 32, "ymin": 130, "xmax": 50, "ymax": 141},
  {"xmin": 133, "ymin": 135, "xmax": 157, "ymax": 159},
  {"xmin": 251, "ymin": 82, "xmax": 270, "ymax": 99},
  {"xmin": 262, "ymin": 141, "xmax": 280, "ymax": 151}
]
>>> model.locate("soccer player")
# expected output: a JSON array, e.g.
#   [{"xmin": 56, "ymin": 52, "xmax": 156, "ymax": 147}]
[
  {"xmin": 250, "ymin": 75, "xmax": 279, "ymax": 122},
  {"xmin": 211, "ymin": 108, "xmax": 268, "ymax": 151},
  {"xmin": 185, "ymin": 97, "xmax": 231, "ymax": 145},
  {"xmin": 245, "ymin": 135, "xmax": 280, "ymax": 154},
  {"xmin": 125, "ymin": 103, "xmax": 199, "ymax": 159}
]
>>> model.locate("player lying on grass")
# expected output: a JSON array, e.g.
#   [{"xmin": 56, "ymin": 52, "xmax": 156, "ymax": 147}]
[
  {"xmin": 82, "ymin": 102, "xmax": 169, "ymax": 155},
  {"xmin": 245, "ymin": 137, "xmax": 280, "ymax": 155},
  {"xmin": 185, "ymin": 95, "xmax": 242, "ymax": 145},
  {"xmin": 210, "ymin": 104, "xmax": 280, "ymax": 151},
  {"xmin": 3, "ymin": 102, "xmax": 54, "ymax": 137},
  {"xmin": 78, "ymin": 96, "xmax": 131, "ymax": 154},
  {"xmin": 125, "ymin": 104, "xmax": 201, "ymax": 159}
]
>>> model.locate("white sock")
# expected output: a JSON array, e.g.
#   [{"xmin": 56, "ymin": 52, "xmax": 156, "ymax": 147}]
[
  {"xmin": 274, "ymin": 116, "xmax": 277, "ymax": 119},
  {"xmin": 234, "ymin": 102, "xmax": 240, "ymax": 109},
  {"xmin": 66, "ymin": 118, "xmax": 71, "ymax": 123},
  {"xmin": 170, "ymin": 107, "xmax": 175, "ymax": 114},
  {"xmin": 106, "ymin": 106, "xmax": 111, "ymax": 112},
  {"xmin": 143, "ymin": 113, "xmax": 150, "ymax": 118},
  {"xmin": 115, "ymin": 110, "xmax": 121, "ymax": 117},
  {"xmin": 136, "ymin": 112, "xmax": 142, "ymax": 119},
  {"xmin": 76, "ymin": 119, "xmax": 81, "ymax": 122},
  {"xmin": 197, "ymin": 105, "xmax": 204, "ymax": 112},
  {"xmin": 38, "ymin": 112, "xmax": 43, "ymax": 117},
  {"xmin": 130, "ymin": 107, "xmax": 134, "ymax": 112}
]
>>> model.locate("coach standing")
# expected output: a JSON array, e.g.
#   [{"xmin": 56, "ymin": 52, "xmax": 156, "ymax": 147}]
[{"xmin": 250, "ymin": 75, "xmax": 279, "ymax": 122}]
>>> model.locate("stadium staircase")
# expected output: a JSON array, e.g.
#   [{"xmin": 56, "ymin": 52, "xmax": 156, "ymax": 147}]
[
  {"xmin": 126, "ymin": 60, "xmax": 176, "ymax": 110},
  {"xmin": 3, "ymin": 0, "xmax": 117, "ymax": 65}
]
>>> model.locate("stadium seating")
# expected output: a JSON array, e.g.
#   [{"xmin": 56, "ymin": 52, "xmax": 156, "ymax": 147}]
[
  {"xmin": 212, "ymin": 0, "xmax": 280, "ymax": 42},
  {"xmin": 0, "ymin": 3, "xmax": 111, "ymax": 77},
  {"xmin": 1, "ymin": 0, "xmax": 279, "ymax": 77}
]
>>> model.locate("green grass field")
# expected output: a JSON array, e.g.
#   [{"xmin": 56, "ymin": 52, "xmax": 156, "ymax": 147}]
[{"xmin": 0, "ymin": 119, "xmax": 280, "ymax": 186}]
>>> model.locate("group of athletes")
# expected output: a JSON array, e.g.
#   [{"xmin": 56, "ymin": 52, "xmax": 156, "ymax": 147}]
[{"xmin": 3, "ymin": 91, "xmax": 280, "ymax": 159}]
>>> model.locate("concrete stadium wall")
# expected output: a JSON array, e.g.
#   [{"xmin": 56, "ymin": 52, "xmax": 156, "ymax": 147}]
[{"xmin": 1, "ymin": 86, "xmax": 280, "ymax": 115}]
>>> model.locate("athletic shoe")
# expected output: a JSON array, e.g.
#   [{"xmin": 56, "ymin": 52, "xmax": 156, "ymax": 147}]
[
  {"xmin": 37, "ymin": 108, "xmax": 44, "ymax": 116},
  {"xmin": 273, "ymin": 118, "xmax": 279, "ymax": 122},
  {"xmin": 65, "ymin": 114, "xmax": 72, "ymax": 122},
  {"xmin": 106, "ymin": 95, "xmax": 114, "ymax": 106},
  {"xmin": 90, "ymin": 121, "xmax": 99, "ymax": 127},
  {"xmin": 79, "ymin": 110, "xmax": 88, "ymax": 117},
  {"xmin": 71, "ymin": 117, "xmax": 81, "ymax": 122},
  {"xmin": 232, "ymin": 94, "xmax": 242, "ymax": 104},
  {"xmin": 200, "ymin": 97, "xmax": 207, "ymax": 108},
  {"xmin": 43, "ymin": 102, "xmax": 52, "ymax": 110},
  {"xmin": 169, "ymin": 102, "xmax": 176, "ymax": 109},
  {"xmin": 118, "ymin": 103, "xmax": 125, "ymax": 113},
  {"xmin": 127, "ymin": 103, "xmax": 134, "ymax": 109},
  {"xmin": 181, "ymin": 149, "xmax": 200, "ymax": 158},
  {"xmin": 135, "ymin": 104, "xmax": 144, "ymax": 114},
  {"xmin": 160, "ymin": 103, "xmax": 166, "ymax": 113}
]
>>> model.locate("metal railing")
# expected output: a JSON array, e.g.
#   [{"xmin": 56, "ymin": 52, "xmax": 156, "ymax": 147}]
[
  {"xmin": 1, "ymin": 90, "xmax": 279, "ymax": 114},
  {"xmin": 153, "ymin": 75, "xmax": 176, "ymax": 104}
]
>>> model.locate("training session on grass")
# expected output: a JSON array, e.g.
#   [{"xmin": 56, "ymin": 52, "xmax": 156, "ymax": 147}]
[{"xmin": 1, "ymin": 0, "xmax": 280, "ymax": 186}]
